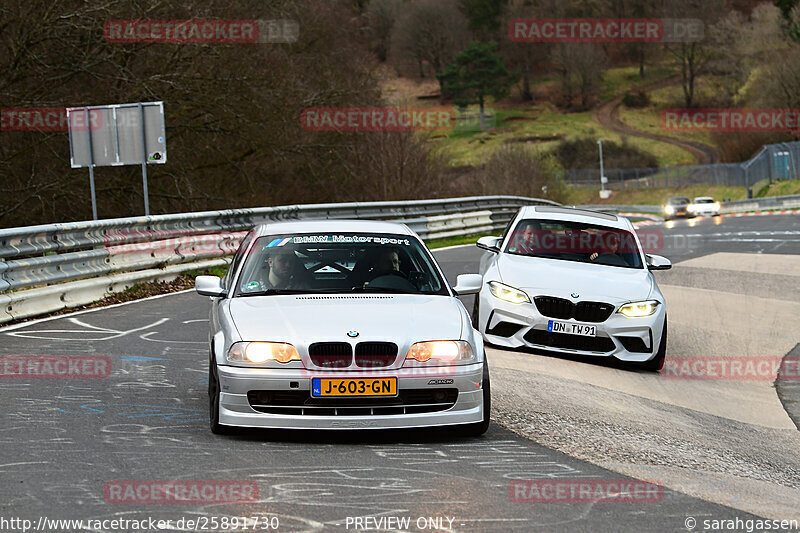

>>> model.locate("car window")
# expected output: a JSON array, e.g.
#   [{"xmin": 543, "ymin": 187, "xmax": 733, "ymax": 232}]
[
  {"xmin": 232, "ymin": 232, "xmax": 448, "ymax": 296},
  {"xmin": 505, "ymin": 219, "xmax": 643, "ymax": 269},
  {"xmin": 499, "ymin": 211, "xmax": 519, "ymax": 246},
  {"xmin": 667, "ymin": 197, "xmax": 690, "ymax": 205},
  {"xmin": 223, "ymin": 230, "xmax": 256, "ymax": 291},
  {"xmin": 695, "ymin": 198, "xmax": 715, "ymax": 204}
]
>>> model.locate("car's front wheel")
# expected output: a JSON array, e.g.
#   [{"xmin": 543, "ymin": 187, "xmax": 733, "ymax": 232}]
[
  {"xmin": 639, "ymin": 316, "xmax": 667, "ymax": 372},
  {"xmin": 457, "ymin": 356, "xmax": 491, "ymax": 437},
  {"xmin": 209, "ymin": 355, "xmax": 234, "ymax": 435}
]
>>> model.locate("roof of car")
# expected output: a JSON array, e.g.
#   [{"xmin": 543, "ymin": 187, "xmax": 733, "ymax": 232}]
[
  {"xmin": 516, "ymin": 205, "xmax": 632, "ymax": 229},
  {"xmin": 693, "ymin": 196, "xmax": 715, "ymax": 201},
  {"xmin": 252, "ymin": 219, "xmax": 416, "ymax": 237},
  {"xmin": 668, "ymin": 196, "xmax": 690, "ymax": 202}
]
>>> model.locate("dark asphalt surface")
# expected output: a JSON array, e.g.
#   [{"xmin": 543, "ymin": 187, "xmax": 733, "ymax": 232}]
[
  {"xmin": 1, "ymin": 213, "xmax": 797, "ymax": 532},
  {"xmin": 653, "ymin": 213, "xmax": 800, "ymax": 262}
]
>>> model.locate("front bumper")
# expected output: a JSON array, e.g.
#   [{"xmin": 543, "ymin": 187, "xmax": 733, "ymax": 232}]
[
  {"xmin": 689, "ymin": 208, "xmax": 719, "ymax": 216},
  {"xmin": 664, "ymin": 208, "xmax": 688, "ymax": 218},
  {"xmin": 479, "ymin": 294, "xmax": 665, "ymax": 363},
  {"xmin": 216, "ymin": 363, "xmax": 485, "ymax": 429}
]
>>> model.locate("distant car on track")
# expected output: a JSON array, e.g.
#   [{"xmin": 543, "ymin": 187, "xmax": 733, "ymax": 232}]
[
  {"xmin": 472, "ymin": 206, "xmax": 671, "ymax": 371},
  {"xmin": 663, "ymin": 196, "xmax": 691, "ymax": 220},
  {"xmin": 196, "ymin": 219, "xmax": 490, "ymax": 435},
  {"xmin": 688, "ymin": 196, "xmax": 721, "ymax": 217}
]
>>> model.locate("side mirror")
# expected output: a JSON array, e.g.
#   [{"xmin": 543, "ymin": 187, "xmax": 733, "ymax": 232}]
[
  {"xmin": 195, "ymin": 275, "xmax": 227, "ymax": 297},
  {"xmin": 476, "ymin": 236, "xmax": 501, "ymax": 253},
  {"xmin": 646, "ymin": 254, "xmax": 672, "ymax": 271},
  {"xmin": 453, "ymin": 274, "xmax": 482, "ymax": 295}
]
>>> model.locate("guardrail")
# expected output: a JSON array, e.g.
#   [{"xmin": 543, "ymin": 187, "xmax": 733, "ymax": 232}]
[
  {"xmin": 577, "ymin": 195, "xmax": 800, "ymax": 216},
  {"xmin": 720, "ymin": 194, "xmax": 800, "ymax": 214},
  {"xmin": 4, "ymin": 193, "xmax": 793, "ymax": 324},
  {"xmin": 0, "ymin": 195, "xmax": 559, "ymax": 324}
]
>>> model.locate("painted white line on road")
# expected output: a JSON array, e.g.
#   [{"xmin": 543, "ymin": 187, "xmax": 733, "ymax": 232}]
[
  {"xmin": 0, "ymin": 290, "xmax": 194, "ymax": 333},
  {"xmin": 5, "ymin": 317, "xmax": 170, "ymax": 341},
  {"xmin": 139, "ymin": 331, "xmax": 205, "ymax": 344}
]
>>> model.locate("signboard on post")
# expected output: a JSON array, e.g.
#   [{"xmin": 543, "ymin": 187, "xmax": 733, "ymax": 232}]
[{"xmin": 67, "ymin": 102, "xmax": 166, "ymax": 219}]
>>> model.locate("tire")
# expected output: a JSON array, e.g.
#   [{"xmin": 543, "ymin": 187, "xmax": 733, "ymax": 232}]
[
  {"xmin": 639, "ymin": 316, "xmax": 667, "ymax": 372},
  {"xmin": 209, "ymin": 355, "xmax": 234, "ymax": 435},
  {"xmin": 458, "ymin": 356, "xmax": 491, "ymax": 437}
]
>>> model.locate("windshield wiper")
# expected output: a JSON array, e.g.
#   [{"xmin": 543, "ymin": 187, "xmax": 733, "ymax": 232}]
[{"xmin": 237, "ymin": 289, "xmax": 309, "ymax": 297}]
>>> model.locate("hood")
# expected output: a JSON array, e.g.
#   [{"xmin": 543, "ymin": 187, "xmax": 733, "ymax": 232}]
[
  {"xmin": 227, "ymin": 294, "xmax": 464, "ymax": 347},
  {"xmin": 496, "ymin": 254, "xmax": 652, "ymax": 304}
]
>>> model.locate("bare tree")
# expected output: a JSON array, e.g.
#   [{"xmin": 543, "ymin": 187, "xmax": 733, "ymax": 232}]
[
  {"xmin": 759, "ymin": 46, "xmax": 800, "ymax": 110},
  {"xmin": 609, "ymin": 0, "xmax": 661, "ymax": 78},
  {"xmin": 390, "ymin": 0, "xmax": 470, "ymax": 85},
  {"xmin": 500, "ymin": 0, "xmax": 550, "ymax": 101},
  {"xmin": 1, "ymin": 0, "xmax": 440, "ymax": 227},
  {"xmin": 662, "ymin": 0, "xmax": 725, "ymax": 108},
  {"xmin": 737, "ymin": 4, "xmax": 800, "ymax": 109},
  {"xmin": 550, "ymin": 43, "xmax": 607, "ymax": 110},
  {"xmin": 364, "ymin": 0, "xmax": 401, "ymax": 62},
  {"xmin": 343, "ymin": 131, "xmax": 446, "ymax": 200},
  {"xmin": 480, "ymin": 144, "xmax": 566, "ymax": 201}
]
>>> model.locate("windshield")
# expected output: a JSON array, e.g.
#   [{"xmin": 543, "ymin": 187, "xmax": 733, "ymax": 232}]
[
  {"xmin": 233, "ymin": 232, "xmax": 448, "ymax": 296},
  {"xmin": 667, "ymin": 197, "xmax": 690, "ymax": 205},
  {"xmin": 504, "ymin": 219, "xmax": 643, "ymax": 269},
  {"xmin": 694, "ymin": 198, "xmax": 715, "ymax": 204}
]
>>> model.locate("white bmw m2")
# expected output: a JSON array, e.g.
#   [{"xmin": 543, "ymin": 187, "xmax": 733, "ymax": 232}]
[{"xmin": 473, "ymin": 206, "xmax": 671, "ymax": 371}]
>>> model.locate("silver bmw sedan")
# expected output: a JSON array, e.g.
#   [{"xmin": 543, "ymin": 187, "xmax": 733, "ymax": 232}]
[{"xmin": 195, "ymin": 219, "xmax": 489, "ymax": 435}]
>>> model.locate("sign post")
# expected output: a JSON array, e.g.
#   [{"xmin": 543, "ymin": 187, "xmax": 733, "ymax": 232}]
[
  {"xmin": 84, "ymin": 108, "xmax": 98, "ymax": 220},
  {"xmin": 67, "ymin": 102, "xmax": 166, "ymax": 219},
  {"xmin": 138, "ymin": 103, "xmax": 150, "ymax": 216}
]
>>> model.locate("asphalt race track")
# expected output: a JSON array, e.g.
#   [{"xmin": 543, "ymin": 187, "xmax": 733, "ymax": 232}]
[{"xmin": 1, "ymin": 213, "xmax": 798, "ymax": 532}]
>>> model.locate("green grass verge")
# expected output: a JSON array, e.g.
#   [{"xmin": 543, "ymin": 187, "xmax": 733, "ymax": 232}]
[
  {"xmin": 754, "ymin": 179, "xmax": 800, "ymax": 198},
  {"xmin": 600, "ymin": 64, "xmax": 674, "ymax": 101},
  {"xmin": 617, "ymin": 105, "xmax": 712, "ymax": 148},
  {"xmin": 434, "ymin": 105, "xmax": 692, "ymax": 168}
]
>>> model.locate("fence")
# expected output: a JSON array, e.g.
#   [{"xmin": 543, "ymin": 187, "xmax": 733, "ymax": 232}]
[
  {"xmin": 0, "ymin": 195, "xmax": 558, "ymax": 323},
  {"xmin": 563, "ymin": 141, "xmax": 800, "ymax": 192}
]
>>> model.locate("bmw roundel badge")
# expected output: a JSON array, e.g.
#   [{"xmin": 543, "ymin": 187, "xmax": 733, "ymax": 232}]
[
  {"xmin": 347, "ymin": 330, "xmax": 359, "ymax": 338},
  {"xmin": 570, "ymin": 292, "xmax": 580, "ymax": 299}
]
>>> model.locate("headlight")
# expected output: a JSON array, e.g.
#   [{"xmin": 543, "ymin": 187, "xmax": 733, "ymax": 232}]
[
  {"xmin": 227, "ymin": 342, "xmax": 301, "ymax": 364},
  {"xmin": 405, "ymin": 341, "xmax": 475, "ymax": 365},
  {"xmin": 617, "ymin": 300, "xmax": 660, "ymax": 318},
  {"xmin": 688, "ymin": 204, "xmax": 697, "ymax": 212},
  {"xmin": 489, "ymin": 281, "xmax": 530, "ymax": 304},
  {"xmin": 713, "ymin": 202, "xmax": 720, "ymax": 210},
  {"xmin": 664, "ymin": 206, "xmax": 674, "ymax": 214}
]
